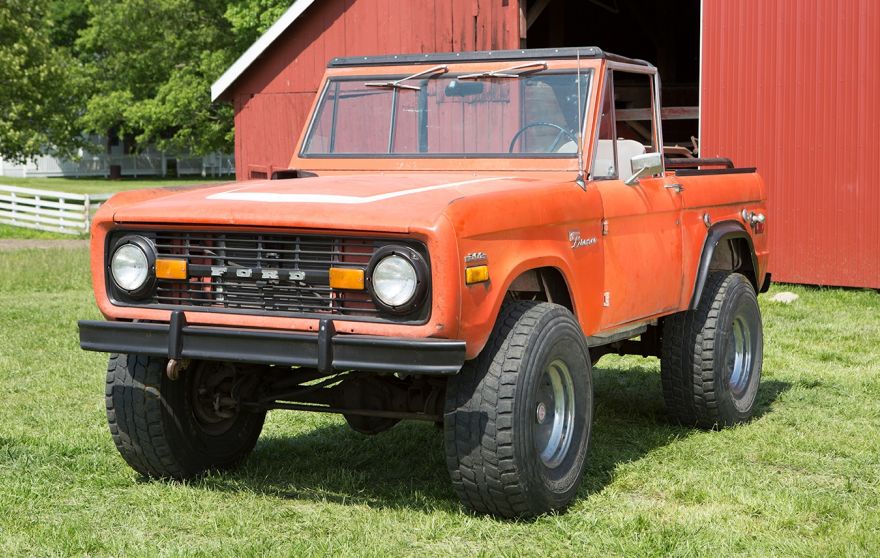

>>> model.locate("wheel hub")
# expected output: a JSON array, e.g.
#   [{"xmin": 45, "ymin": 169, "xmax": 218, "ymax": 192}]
[
  {"xmin": 532, "ymin": 359, "xmax": 576, "ymax": 469},
  {"xmin": 191, "ymin": 362, "xmax": 240, "ymax": 435},
  {"xmin": 726, "ymin": 313, "xmax": 754, "ymax": 397},
  {"xmin": 536, "ymin": 402, "xmax": 548, "ymax": 424}
]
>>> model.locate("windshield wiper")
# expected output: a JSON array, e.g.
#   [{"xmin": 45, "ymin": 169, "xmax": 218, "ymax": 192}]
[
  {"xmin": 365, "ymin": 65, "xmax": 448, "ymax": 91},
  {"xmin": 458, "ymin": 61, "xmax": 548, "ymax": 80}
]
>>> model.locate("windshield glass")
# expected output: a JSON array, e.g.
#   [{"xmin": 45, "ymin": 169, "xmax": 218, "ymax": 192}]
[{"xmin": 301, "ymin": 70, "xmax": 592, "ymax": 158}]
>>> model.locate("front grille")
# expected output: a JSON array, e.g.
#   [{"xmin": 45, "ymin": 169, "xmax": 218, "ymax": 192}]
[{"xmin": 133, "ymin": 231, "xmax": 401, "ymax": 318}]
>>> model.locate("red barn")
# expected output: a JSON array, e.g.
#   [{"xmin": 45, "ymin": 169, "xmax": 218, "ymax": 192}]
[{"xmin": 212, "ymin": 0, "xmax": 880, "ymax": 289}]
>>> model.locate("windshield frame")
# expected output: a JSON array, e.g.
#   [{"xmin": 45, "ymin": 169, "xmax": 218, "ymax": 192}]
[{"xmin": 297, "ymin": 68, "xmax": 594, "ymax": 161}]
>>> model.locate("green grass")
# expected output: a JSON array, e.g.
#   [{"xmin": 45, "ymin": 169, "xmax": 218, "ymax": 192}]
[
  {"xmin": 0, "ymin": 223, "xmax": 83, "ymax": 240},
  {"xmin": 0, "ymin": 175, "xmax": 233, "ymax": 195},
  {"xmin": 0, "ymin": 249, "xmax": 878, "ymax": 557}
]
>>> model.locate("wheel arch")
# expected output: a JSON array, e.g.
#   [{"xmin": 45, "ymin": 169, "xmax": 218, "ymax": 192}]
[
  {"xmin": 462, "ymin": 257, "xmax": 581, "ymax": 360},
  {"xmin": 689, "ymin": 220, "xmax": 759, "ymax": 310},
  {"xmin": 506, "ymin": 266, "xmax": 575, "ymax": 314}
]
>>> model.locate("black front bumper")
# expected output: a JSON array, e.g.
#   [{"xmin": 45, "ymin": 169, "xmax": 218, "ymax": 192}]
[{"xmin": 78, "ymin": 312, "xmax": 466, "ymax": 375}]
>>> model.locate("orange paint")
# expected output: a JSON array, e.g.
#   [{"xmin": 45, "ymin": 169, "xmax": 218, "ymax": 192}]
[{"xmin": 88, "ymin": 53, "xmax": 768, "ymax": 361}]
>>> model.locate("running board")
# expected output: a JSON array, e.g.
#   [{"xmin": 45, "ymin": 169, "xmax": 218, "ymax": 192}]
[{"xmin": 585, "ymin": 324, "xmax": 648, "ymax": 348}]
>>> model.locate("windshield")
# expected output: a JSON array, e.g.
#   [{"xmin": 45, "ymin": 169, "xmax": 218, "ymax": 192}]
[{"xmin": 301, "ymin": 70, "xmax": 592, "ymax": 158}]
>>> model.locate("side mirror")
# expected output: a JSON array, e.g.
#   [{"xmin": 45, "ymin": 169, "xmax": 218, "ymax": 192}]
[{"xmin": 624, "ymin": 152, "xmax": 663, "ymax": 185}]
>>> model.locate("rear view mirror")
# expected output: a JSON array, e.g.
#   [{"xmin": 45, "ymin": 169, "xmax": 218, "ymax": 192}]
[
  {"xmin": 445, "ymin": 80, "xmax": 484, "ymax": 97},
  {"xmin": 624, "ymin": 152, "xmax": 663, "ymax": 185}
]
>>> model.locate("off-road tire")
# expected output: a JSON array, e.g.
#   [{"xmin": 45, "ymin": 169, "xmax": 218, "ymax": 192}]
[
  {"xmin": 105, "ymin": 354, "xmax": 266, "ymax": 479},
  {"xmin": 444, "ymin": 302, "xmax": 593, "ymax": 518},
  {"xmin": 661, "ymin": 272, "xmax": 763, "ymax": 428}
]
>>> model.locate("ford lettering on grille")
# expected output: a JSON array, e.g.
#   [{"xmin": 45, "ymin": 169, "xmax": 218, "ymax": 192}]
[{"xmin": 135, "ymin": 231, "xmax": 390, "ymax": 318}]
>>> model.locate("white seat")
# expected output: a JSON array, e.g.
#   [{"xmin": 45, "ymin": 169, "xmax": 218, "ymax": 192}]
[
  {"xmin": 595, "ymin": 139, "xmax": 646, "ymax": 178},
  {"xmin": 594, "ymin": 140, "xmax": 616, "ymax": 177},
  {"xmin": 556, "ymin": 140, "xmax": 578, "ymax": 153}
]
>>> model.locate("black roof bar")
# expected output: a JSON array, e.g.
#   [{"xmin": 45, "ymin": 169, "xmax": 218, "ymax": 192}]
[{"xmin": 328, "ymin": 47, "xmax": 653, "ymax": 69}]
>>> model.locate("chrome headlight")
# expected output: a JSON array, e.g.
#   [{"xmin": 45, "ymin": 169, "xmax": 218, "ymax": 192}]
[
  {"xmin": 110, "ymin": 236, "xmax": 156, "ymax": 297},
  {"xmin": 372, "ymin": 255, "xmax": 417, "ymax": 307},
  {"xmin": 367, "ymin": 246, "xmax": 429, "ymax": 313}
]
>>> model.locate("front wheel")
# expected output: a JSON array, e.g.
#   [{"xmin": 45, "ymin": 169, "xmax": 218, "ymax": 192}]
[
  {"xmin": 444, "ymin": 302, "xmax": 593, "ymax": 518},
  {"xmin": 105, "ymin": 354, "xmax": 266, "ymax": 479},
  {"xmin": 661, "ymin": 272, "xmax": 763, "ymax": 428}
]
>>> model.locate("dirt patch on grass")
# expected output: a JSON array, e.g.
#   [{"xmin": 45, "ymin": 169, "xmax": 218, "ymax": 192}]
[{"xmin": 0, "ymin": 239, "xmax": 89, "ymax": 251}]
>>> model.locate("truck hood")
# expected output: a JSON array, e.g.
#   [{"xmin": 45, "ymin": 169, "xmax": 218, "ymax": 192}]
[{"xmin": 112, "ymin": 173, "xmax": 564, "ymax": 233}]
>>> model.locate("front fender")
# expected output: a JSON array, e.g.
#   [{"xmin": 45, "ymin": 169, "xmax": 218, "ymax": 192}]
[
  {"xmin": 458, "ymin": 253, "xmax": 579, "ymax": 359},
  {"xmin": 442, "ymin": 179, "xmax": 604, "ymax": 359}
]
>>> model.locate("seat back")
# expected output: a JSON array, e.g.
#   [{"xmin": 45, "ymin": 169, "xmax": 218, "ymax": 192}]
[
  {"xmin": 594, "ymin": 139, "xmax": 647, "ymax": 178},
  {"xmin": 594, "ymin": 140, "xmax": 616, "ymax": 177},
  {"xmin": 615, "ymin": 139, "xmax": 647, "ymax": 176}
]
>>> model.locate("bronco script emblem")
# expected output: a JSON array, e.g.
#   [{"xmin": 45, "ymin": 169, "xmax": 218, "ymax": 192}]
[{"xmin": 569, "ymin": 230, "xmax": 597, "ymax": 249}]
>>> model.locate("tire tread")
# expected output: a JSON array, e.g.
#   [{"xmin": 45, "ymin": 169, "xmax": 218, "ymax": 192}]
[
  {"xmin": 444, "ymin": 301, "xmax": 588, "ymax": 517},
  {"xmin": 661, "ymin": 272, "xmax": 759, "ymax": 428},
  {"xmin": 106, "ymin": 354, "xmax": 187, "ymax": 478}
]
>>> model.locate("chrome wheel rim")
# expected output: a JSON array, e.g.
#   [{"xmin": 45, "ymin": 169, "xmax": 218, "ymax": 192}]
[
  {"xmin": 533, "ymin": 359, "xmax": 576, "ymax": 468},
  {"xmin": 726, "ymin": 314, "xmax": 753, "ymax": 397}
]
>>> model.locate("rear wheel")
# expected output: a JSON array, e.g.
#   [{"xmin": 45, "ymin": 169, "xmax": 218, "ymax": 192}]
[
  {"xmin": 661, "ymin": 272, "xmax": 763, "ymax": 427},
  {"xmin": 444, "ymin": 302, "xmax": 593, "ymax": 518},
  {"xmin": 105, "ymin": 354, "xmax": 266, "ymax": 479}
]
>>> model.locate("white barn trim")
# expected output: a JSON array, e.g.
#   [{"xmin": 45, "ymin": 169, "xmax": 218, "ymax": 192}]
[{"xmin": 211, "ymin": 0, "xmax": 319, "ymax": 102}]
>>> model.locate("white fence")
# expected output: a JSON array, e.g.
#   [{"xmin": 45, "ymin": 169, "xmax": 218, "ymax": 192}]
[
  {"xmin": 0, "ymin": 153, "xmax": 234, "ymax": 178},
  {"xmin": 0, "ymin": 185, "xmax": 112, "ymax": 235}
]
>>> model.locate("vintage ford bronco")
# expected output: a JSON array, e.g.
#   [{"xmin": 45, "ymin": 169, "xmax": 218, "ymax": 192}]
[{"xmin": 79, "ymin": 47, "xmax": 769, "ymax": 517}]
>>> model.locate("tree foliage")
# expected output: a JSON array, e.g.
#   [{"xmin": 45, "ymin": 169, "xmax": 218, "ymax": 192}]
[
  {"xmin": 225, "ymin": 0, "xmax": 292, "ymax": 52},
  {"xmin": 0, "ymin": 0, "xmax": 86, "ymax": 162},
  {"xmin": 0, "ymin": 0, "xmax": 293, "ymax": 161},
  {"xmin": 76, "ymin": 0, "xmax": 241, "ymax": 155}
]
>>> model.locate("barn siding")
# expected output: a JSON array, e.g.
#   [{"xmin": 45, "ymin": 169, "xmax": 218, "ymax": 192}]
[
  {"xmin": 702, "ymin": 0, "xmax": 880, "ymax": 288},
  {"xmin": 231, "ymin": 0, "xmax": 520, "ymax": 180}
]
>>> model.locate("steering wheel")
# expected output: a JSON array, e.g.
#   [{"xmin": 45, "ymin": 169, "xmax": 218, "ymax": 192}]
[{"xmin": 508, "ymin": 121, "xmax": 578, "ymax": 153}]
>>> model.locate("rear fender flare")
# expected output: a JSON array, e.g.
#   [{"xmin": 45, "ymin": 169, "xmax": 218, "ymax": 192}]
[{"xmin": 689, "ymin": 221, "xmax": 758, "ymax": 310}]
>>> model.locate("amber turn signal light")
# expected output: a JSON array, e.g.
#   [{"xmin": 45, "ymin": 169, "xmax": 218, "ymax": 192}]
[
  {"xmin": 155, "ymin": 259, "xmax": 187, "ymax": 280},
  {"xmin": 329, "ymin": 267, "xmax": 365, "ymax": 290},
  {"xmin": 465, "ymin": 265, "xmax": 490, "ymax": 284}
]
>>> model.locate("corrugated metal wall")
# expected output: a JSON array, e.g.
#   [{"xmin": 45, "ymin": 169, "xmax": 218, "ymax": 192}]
[
  {"xmin": 702, "ymin": 0, "xmax": 880, "ymax": 288},
  {"xmin": 232, "ymin": 0, "xmax": 520, "ymax": 181}
]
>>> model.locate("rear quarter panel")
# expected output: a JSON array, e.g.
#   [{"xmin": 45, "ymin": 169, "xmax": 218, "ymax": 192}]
[{"xmin": 675, "ymin": 171, "xmax": 769, "ymax": 303}]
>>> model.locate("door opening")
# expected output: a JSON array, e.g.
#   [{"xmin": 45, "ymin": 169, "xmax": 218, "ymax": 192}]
[{"xmin": 521, "ymin": 0, "xmax": 700, "ymax": 153}]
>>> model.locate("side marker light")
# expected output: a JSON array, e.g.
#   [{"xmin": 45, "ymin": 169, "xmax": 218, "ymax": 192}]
[{"xmin": 465, "ymin": 265, "xmax": 490, "ymax": 285}]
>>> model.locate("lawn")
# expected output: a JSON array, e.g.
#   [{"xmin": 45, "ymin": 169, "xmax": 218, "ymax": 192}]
[
  {"xmin": 0, "ymin": 247, "xmax": 877, "ymax": 557},
  {"xmin": 0, "ymin": 223, "xmax": 81, "ymax": 240},
  {"xmin": 0, "ymin": 175, "xmax": 233, "ymax": 196}
]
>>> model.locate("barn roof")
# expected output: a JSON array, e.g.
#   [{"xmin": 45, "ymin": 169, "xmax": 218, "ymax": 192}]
[{"xmin": 211, "ymin": 0, "xmax": 318, "ymax": 101}]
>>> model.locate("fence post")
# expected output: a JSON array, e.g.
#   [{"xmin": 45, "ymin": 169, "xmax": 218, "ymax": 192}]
[
  {"xmin": 35, "ymin": 195, "xmax": 42, "ymax": 228},
  {"xmin": 83, "ymin": 195, "xmax": 92, "ymax": 234},
  {"xmin": 10, "ymin": 191, "xmax": 18, "ymax": 226}
]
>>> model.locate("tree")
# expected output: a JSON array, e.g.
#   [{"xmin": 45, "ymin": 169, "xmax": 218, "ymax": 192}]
[
  {"xmin": 225, "ymin": 0, "xmax": 291, "ymax": 53},
  {"xmin": 1, "ymin": 0, "xmax": 294, "ymax": 161},
  {"xmin": 0, "ymin": 0, "xmax": 86, "ymax": 163},
  {"xmin": 75, "ymin": 0, "xmax": 237, "ymax": 155}
]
